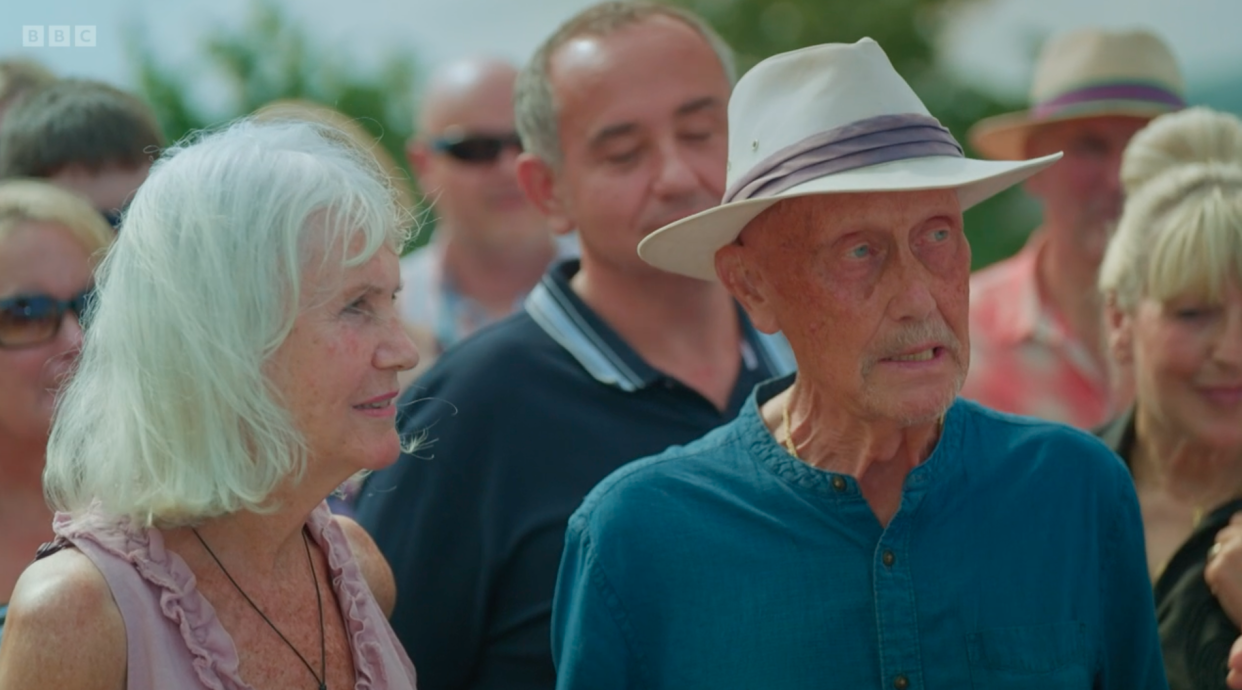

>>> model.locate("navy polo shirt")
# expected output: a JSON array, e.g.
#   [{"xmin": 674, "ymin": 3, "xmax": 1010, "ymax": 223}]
[{"xmin": 354, "ymin": 259, "xmax": 795, "ymax": 690}]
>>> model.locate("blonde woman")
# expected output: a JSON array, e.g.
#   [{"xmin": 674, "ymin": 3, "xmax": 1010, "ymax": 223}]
[
  {"xmin": 0, "ymin": 180, "xmax": 113, "ymax": 643},
  {"xmin": 1096, "ymin": 106, "xmax": 1242, "ymax": 690},
  {"xmin": 0, "ymin": 120, "xmax": 420, "ymax": 688}
]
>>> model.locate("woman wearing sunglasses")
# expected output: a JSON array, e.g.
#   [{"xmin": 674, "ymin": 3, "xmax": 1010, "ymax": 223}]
[
  {"xmin": 1096, "ymin": 107, "xmax": 1242, "ymax": 690},
  {"xmin": 0, "ymin": 179, "xmax": 113, "ymax": 644},
  {"xmin": 0, "ymin": 120, "xmax": 419, "ymax": 688}
]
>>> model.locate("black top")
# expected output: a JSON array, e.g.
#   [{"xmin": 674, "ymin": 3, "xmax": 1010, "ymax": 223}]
[
  {"xmin": 1097, "ymin": 408, "xmax": 1242, "ymax": 690},
  {"xmin": 354, "ymin": 260, "xmax": 795, "ymax": 690}
]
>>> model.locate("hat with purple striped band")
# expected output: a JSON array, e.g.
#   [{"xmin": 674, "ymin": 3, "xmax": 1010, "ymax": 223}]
[
  {"xmin": 638, "ymin": 38, "xmax": 1062, "ymax": 282},
  {"xmin": 969, "ymin": 28, "xmax": 1184, "ymax": 161}
]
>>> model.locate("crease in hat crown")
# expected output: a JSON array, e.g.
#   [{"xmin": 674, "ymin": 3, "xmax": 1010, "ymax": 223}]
[
  {"xmin": 724, "ymin": 38, "xmax": 932, "ymax": 191},
  {"xmin": 637, "ymin": 37, "xmax": 1062, "ymax": 282},
  {"xmin": 969, "ymin": 28, "xmax": 1184, "ymax": 161}
]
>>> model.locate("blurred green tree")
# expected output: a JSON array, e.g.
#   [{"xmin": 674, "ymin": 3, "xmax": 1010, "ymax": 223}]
[
  {"xmin": 670, "ymin": 0, "xmax": 1042, "ymax": 268},
  {"xmin": 126, "ymin": 0, "xmax": 428, "ymax": 250}
]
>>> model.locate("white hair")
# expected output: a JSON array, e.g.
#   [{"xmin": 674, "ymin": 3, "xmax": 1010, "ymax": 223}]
[
  {"xmin": 45, "ymin": 118, "xmax": 411, "ymax": 526},
  {"xmin": 1099, "ymin": 107, "xmax": 1242, "ymax": 311}
]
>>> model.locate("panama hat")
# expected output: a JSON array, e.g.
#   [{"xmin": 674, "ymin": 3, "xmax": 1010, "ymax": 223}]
[
  {"xmin": 637, "ymin": 38, "xmax": 1062, "ymax": 282},
  {"xmin": 969, "ymin": 28, "xmax": 1184, "ymax": 161}
]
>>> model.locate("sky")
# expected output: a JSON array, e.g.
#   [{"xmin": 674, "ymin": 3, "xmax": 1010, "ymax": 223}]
[{"xmin": 3, "ymin": 0, "xmax": 1239, "ymax": 112}]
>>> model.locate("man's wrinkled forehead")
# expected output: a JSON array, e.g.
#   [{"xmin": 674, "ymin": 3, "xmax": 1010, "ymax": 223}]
[
  {"xmin": 737, "ymin": 196, "xmax": 830, "ymax": 247},
  {"xmin": 738, "ymin": 190, "xmax": 962, "ymax": 246}
]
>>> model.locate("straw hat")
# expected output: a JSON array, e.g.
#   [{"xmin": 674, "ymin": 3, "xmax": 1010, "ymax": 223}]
[
  {"xmin": 637, "ymin": 38, "xmax": 1061, "ymax": 282},
  {"xmin": 968, "ymin": 29, "xmax": 1183, "ymax": 161}
]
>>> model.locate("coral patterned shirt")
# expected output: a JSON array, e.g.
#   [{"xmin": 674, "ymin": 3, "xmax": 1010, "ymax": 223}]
[{"xmin": 961, "ymin": 234, "xmax": 1113, "ymax": 429}]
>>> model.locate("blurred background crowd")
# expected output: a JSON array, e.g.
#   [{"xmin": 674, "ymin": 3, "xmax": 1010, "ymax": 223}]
[
  {"xmin": 1, "ymin": 0, "xmax": 1240, "ymax": 688},
  {"xmin": 4, "ymin": 0, "xmax": 1238, "ymax": 267}
]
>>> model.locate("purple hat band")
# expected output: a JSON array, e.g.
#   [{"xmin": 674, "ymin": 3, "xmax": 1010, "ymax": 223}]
[
  {"xmin": 723, "ymin": 113, "xmax": 964, "ymax": 204},
  {"xmin": 1032, "ymin": 82, "xmax": 1185, "ymax": 119}
]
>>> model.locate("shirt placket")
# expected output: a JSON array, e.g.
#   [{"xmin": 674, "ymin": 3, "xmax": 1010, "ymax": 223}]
[{"xmin": 873, "ymin": 483, "xmax": 927, "ymax": 690}]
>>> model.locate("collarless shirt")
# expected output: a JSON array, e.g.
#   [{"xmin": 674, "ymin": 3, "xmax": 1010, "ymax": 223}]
[
  {"xmin": 961, "ymin": 234, "xmax": 1112, "ymax": 428},
  {"xmin": 554, "ymin": 376, "xmax": 1166, "ymax": 690},
  {"xmin": 355, "ymin": 259, "xmax": 795, "ymax": 690}
]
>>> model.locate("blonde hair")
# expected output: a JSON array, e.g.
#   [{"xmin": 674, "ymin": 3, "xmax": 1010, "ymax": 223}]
[
  {"xmin": 1099, "ymin": 107, "xmax": 1242, "ymax": 311},
  {"xmin": 45, "ymin": 119, "xmax": 411, "ymax": 527},
  {"xmin": 0, "ymin": 179, "xmax": 114, "ymax": 258}
]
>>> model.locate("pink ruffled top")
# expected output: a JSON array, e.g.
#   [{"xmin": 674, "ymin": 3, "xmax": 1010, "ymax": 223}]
[{"xmin": 53, "ymin": 502, "xmax": 417, "ymax": 690}]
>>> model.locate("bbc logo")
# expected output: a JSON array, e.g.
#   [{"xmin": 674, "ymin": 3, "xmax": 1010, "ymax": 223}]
[{"xmin": 22, "ymin": 26, "xmax": 96, "ymax": 48}]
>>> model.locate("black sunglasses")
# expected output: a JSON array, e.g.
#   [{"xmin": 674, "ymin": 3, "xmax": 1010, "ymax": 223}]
[
  {"xmin": 0, "ymin": 287, "xmax": 95, "ymax": 349},
  {"xmin": 101, "ymin": 209, "xmax": 123, "ymax": 230},
  {"xmin": 101, "ymin": 203, "xmax": 128, "ymax": 231},
  {"xmin": 430, "ymin": 132, "xmax": 523, "ymax": 164}
]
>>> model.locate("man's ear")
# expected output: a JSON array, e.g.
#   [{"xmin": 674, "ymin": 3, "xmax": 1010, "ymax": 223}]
[
  {"xmin": 516, "ymin": 152, "xmax": 574, "ymax": 235},
  {"xmin": 716, "ymin": 242, "xmax": 780, "ymax": 334},
  {"xmin": 1104, "ymin": 295, "xmax": 1135, "ymax": 366}
]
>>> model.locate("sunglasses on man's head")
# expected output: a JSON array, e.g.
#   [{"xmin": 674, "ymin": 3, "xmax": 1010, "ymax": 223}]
[
  {"xmin": 430, "ymin": 132, "xmax": 524, "ymax": 164},
  {"xmin": 0, "ymin": 288, "xmax": 94, "ymax": 349}
]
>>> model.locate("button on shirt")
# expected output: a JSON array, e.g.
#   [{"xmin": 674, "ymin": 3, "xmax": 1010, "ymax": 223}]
[
  {"xmin": 356, "ymin": 259, "xmax": 796, "ymax": 690},
  {"xmin": 961, "ymin": 234, "xmax": 1112, "ymax": 429},
  {"xmin": 553, "ymin": 376, "xmax": 1166, "ymax": 690}
]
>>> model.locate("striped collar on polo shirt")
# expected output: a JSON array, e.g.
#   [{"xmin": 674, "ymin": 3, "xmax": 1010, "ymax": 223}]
[{"xmin": 526, "ymin": 260, "xmax": 796, "ymax": 393}]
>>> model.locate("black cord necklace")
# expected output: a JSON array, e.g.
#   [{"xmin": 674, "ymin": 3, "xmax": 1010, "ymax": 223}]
[{"xmin": 192, "ymin": 526, "xmax": 328, "ymax": 690}]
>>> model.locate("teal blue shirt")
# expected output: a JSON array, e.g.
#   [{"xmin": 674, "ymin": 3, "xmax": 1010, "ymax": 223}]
[{"xmin": 553, "ymin": 376, "xmax": 1167, "ymax": 689}]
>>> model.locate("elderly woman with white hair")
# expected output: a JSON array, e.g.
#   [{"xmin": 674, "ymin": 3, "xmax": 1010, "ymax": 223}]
[
  {"xmin": 1094, "ymin": 106, "xmax": 1242, "ymax": 690},
  {"xmin": 0, "ymin": 120, "xmax": 420, "ymax": 689}
]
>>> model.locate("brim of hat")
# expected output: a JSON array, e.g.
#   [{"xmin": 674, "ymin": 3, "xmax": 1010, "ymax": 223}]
[
  {"xmin": 969, "ymin": 102, "xmax": 1175, "ymax": 160},
  {"xmin": 637, "ymin": 152, "xmax": 1062, "ymax": 282}
]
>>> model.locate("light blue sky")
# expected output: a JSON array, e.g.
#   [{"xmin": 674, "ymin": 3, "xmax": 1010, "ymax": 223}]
[{"xmin": 4, "ymin": 0, "xmax": 1238, "ymax": 114}]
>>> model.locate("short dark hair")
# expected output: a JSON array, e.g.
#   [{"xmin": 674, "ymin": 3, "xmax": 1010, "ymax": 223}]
[
  {"xmin": 0, "ymin": 79, "xmax": 165, "ymax": 178},
  {"xmin": 515, "ymin": 1, "xmax": 735, "ymax": 169}
]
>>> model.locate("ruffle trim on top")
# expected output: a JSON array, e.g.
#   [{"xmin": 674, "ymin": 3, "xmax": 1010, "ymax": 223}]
[
  {"xmin": 54, "ymin": 502, "xmax": 415, "ymax": 690},
  {"xmin": 53, "ymin": 510, "xmax": 243, "ymax": 690},
  {"xmin": 307, "ymin": 502, "xmax": 411, "ymax": 689}
]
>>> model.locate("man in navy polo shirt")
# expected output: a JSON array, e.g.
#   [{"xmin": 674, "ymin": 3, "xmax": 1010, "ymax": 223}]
[{"xmin": 352, "ymin": 3, "xmax": 794, "ymax": 689}]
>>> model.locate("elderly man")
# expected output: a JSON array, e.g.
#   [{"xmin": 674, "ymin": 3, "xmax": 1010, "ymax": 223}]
[
  {"xmin": 399, "ymin": 57, "xmax": 568, "ymax": 365},
  {"xmin": 353, "ymin": 4, "xmax": 793, "ymax": 689},
  {"xmin": 551, "ymin": 39, "xmax": 1165, "ymax": 689},
  {"xmin": 962, "ymin": 29, "xmax": 1183, "ymax": 428}
]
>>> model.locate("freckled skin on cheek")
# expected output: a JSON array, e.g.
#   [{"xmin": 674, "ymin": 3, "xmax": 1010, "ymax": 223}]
[
  {"xmin": 265, "ymin": 248, "xmax": 416, "ymax": 475},
  {"xmin": 740, "ymin": 190, "xmax": 971, "ymax": 419}
]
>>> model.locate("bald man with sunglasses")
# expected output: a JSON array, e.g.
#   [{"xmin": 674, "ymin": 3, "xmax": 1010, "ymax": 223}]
[{"xmin": 399, "ymin": 57, "xmax": 571, "ymax": 370}]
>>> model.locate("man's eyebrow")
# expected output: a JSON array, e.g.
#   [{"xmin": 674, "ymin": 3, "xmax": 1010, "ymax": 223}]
[
  {"xmin": 588, "ymin": 97, "xmax": 723, "ymax": 149},
  {"xmin": 590, "ymin": 122, "xmax": 639, "ymax": 149},
  {"xmin": 675, "ymin": 96, "xmax": 721, "ymax": 117}
]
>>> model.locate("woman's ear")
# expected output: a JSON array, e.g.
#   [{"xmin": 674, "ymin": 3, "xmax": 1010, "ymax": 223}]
[{"xmin": 1104, "ymin": 295, "xmax": 1135, "ymax": 366}]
